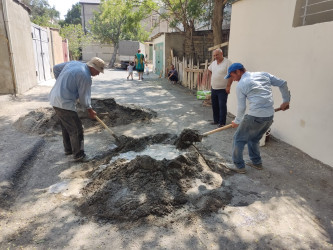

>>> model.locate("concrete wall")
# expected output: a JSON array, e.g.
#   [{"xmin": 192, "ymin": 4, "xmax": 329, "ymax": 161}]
[
  {"xmin": 82, "ymin": 43, "xmax": 113, "ymax": 62},
  {"xmin": 81, "ymin": 2, "xmax": 99, "ymax": 33},
  {"xmin": 0, "ymin": 0, "xmax": 14, "ymax": 94},
  {"xmin": 228, "ymin": 0, "xmax": 333, "ymax": 167},
  {"xmin": 0, "ymin": 0, "xmax": 37, "ymax": 94},
  {"xmin": 50, "ymin": 28, "xmax": 65, "ymax": 66}
]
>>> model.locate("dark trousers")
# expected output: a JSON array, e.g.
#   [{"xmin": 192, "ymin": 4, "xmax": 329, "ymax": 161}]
[
  {"xmin": 168, "ymin": 73, "xmax": 178, "ymax": 82},
  {"xmin": 211, "ymin": 88, "xmax": 228, "ymax": 126},
  {"xmin": 53, "ymin": 107, "xmax": 84, "ymax": 158}
]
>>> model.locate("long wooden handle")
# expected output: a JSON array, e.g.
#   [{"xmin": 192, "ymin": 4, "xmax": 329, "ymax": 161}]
[
  {"xmin": 202, "ymin": 124, "xmax": 233, "ymax": 137},
  {"xmin": 95, "ymin": 116, "xmax": 117, "ymax": 139},
  {"xmin": 202, "ymin": 106, "xmax": 288, "ymax": 138}
]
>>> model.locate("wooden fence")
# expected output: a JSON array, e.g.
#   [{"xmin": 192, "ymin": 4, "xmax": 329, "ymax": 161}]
[
  {"xmin": 168, "ymin": 55, "xmax": 211, "ymax": 91},
  {"xmin": 166, "ymin": 42, "xmax": 229, "ymax": 92}
]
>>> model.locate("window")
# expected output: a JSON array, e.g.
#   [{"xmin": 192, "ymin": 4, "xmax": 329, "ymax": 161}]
[{"xmin": 293, "ymin": 0, "xmax": 333, "ymax": 27}]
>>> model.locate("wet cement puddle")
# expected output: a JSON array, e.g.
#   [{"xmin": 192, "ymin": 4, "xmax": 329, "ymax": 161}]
[{"xmin": 15, "ymin": 98, "xmax": 232, "ymax": 223}]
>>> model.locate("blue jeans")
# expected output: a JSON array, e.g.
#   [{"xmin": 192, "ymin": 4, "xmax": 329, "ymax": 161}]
[
  {"xmin": 232, "ymin": 115, "xmax": 273, "ymax": 169},
  {"xmin": 211, "ymin": 88, "xmax": 228, "ymax": 125}
]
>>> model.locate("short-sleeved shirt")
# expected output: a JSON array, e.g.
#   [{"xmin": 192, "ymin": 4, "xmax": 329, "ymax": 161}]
[
  {"xmin": 127, "ymin": 65, "xmax": 134, "ymax": 72},
  {"xmin": 208, "ymin": 58, "xmax": 232, "ymax": 89}
]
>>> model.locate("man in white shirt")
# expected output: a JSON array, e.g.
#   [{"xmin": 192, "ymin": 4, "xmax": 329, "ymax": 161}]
[{"xmin": 208, "ymin": 49, "xmax": 233, "ymax": 127}]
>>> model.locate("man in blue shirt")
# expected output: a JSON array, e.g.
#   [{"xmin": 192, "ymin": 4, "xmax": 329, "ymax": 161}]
[
  {"xmin": 224, "ymin": 63, "xmax": 290, "ymax": 173},
  {"xmin": 49, "ymin": 57, "xmax": 105, "ymax": 162}
]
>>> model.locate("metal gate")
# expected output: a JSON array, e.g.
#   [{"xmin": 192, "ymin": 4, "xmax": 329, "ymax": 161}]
[
  {"xmin": 31, "ymin": 24, "xmax": 52, "ymax": 82},
  {"xmin": 154, "ymin": 42, "xmax": 163, "ymax": 75}
]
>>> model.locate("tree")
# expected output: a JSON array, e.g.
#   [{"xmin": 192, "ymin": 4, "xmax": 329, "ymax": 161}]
[
  {"xmin": 60, "ymin": 3, "xmax": 82, "ymax": 27},
  {"xmin": 158, "ymin": 0, "xmax": 210, "ymax": 60},
  {"xmin": 23, "ymin": 0, "xmax": 60, "ymax": 27},
  {"xmin": 89, "ymin": 0, "xmax": 156, "ymax": 68},
  {"xmin": 211, "ymin": 0, "xmax": 234, "ymax": 46},
  {"xmin": 60, "ymin": 24, "xmax": 92, "ymax": 60}
]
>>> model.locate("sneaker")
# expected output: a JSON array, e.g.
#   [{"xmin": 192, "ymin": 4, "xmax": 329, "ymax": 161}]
[
  {"xmin": 218, "ymin": 124, "xmax": 225, "ymax": 128},
  {"xmin": 246, "ymin": 162, "xmax": 263, "ymax": 170},
  {"xmin": 225, "ymin": 163, "xmax": 247, "ymax": 174},
  {"xmin": 65, "ymin": 151, "xmax": 73, "ymax": 155},
  {"xmin": 210, "ymin": 122, "xmax": 218, "ymax": 125},
  {"xmin": 73, "ymin": 154, "xmax": 91, "ymax": 162}
]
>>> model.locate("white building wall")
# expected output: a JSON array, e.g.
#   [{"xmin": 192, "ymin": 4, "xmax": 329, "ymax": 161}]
[{"xmin": 228, "ymin": 0, "xmax": 333, "ymax": 167}]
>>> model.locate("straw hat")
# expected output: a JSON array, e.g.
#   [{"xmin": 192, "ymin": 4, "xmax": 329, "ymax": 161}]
[{"xmin": 86, "ymin": 57, "xmax": 106, "ymax": 73}]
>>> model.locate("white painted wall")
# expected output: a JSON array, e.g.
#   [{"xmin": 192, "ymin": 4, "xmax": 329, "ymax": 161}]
[{"xmin": 228, "ymin": 0, "xmax": 333, "ymax": 167}]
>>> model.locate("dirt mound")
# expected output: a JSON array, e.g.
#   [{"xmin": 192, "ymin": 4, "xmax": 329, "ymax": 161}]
[
  {"xmin": 14, "ymin": 107, "xmax": 59, "ymax": 135},
  {"xmin": 14, "ymin": 98, "xmax": 156, "ymax": 135},
  {"xmin": 78, "ymin": 148, "xmax": 232, "ymax": 223}
]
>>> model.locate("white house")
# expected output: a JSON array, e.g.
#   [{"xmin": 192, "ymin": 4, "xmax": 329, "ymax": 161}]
[{"xmin": 227, "ymin": 0, "xmax": 333, "ymax": 167}]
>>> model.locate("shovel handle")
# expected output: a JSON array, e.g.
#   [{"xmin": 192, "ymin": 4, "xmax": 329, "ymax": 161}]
[
  {"xmin": 202, "ymin": 124, "xmax": 233, "ymax": 137},
  {"xmin": 202, "ymin": 106, "xmax": 287, "ymax": 138},
  {"xmin": 95, "ymin": 116, "xmax": 118, "ymax": 140}
]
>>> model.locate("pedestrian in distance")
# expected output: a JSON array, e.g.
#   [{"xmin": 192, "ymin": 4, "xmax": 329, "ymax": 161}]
[
  {"xmin": 224, "ymin": 63, "xmax": 291, "ymax": 174},
  {"xmin": 49, "ymin": 57, "xmax": 106, "ymax": 162},
  {"xmin": 168, "ymin": 64, "xmax": 178, "ymax": 84},
  {"xmin": 127, "ymin": 61, "xmax": 134, "ymax": 80},
  {"xmin": 135, "ymin": 49, "xmax": 145, "ymax": 81},
  {"xmin": 208, "ymin": 49, "xmax": 233, "ymax": 128}
]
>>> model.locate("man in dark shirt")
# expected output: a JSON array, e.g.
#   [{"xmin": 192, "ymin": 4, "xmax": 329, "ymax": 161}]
[{"xmin": 168, "ymin": 64, "xmax": 178, "ymax": 84}]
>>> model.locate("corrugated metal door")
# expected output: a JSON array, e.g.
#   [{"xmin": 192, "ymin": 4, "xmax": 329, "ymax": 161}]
[{"xmin": 31, "ymin": 24, "xmax": 52, "ymax": 82}]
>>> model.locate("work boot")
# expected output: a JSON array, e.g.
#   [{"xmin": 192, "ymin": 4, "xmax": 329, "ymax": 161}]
[{"xmin": 246, "ymin": 162, "xmax": 263, "ymax": 170}]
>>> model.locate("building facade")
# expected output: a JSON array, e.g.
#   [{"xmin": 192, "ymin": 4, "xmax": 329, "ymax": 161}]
[{"xmin": 228, "ymin": 0, "xmax": 333, "ymax": 167}]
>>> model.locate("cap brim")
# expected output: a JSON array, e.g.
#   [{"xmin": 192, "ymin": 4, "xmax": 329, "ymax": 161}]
[{"xmin": 224, "ymin": 73, "xmax": 231, "ymax": 79}]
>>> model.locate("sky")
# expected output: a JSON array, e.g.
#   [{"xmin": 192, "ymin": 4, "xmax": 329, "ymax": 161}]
[{"xmin": 48, "ymin": 0, "xmax": 80, "ymax": 19}]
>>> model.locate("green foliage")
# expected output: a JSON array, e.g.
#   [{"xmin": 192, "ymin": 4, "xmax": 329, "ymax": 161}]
[
  {"xmin": 159, "ymin": 0, "xmax": 209, "ymax": 31},
  {"xmin": 89, "ymin": 0, "xmax": 156, "ymax": 45},
  {"xmin": 60, "ymin": 24, "xmax": 93, "ymax": 60},
  {"xmin": 63, "ymin": 3, "xmax": 82, "ymax": 26},
  {"xmin": 24, "ymin": 0, "xmax": 60, "ymax": 27}
]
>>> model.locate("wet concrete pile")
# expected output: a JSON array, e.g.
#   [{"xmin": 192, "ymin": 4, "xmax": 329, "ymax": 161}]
[
  {"xmin": 174, "ymin": 129, "xmax": 202, "ymax": 149},
  {"xmin": 14, "ymin": 99, "xmax": 232, "ymax": 224},
  {"xmin": 78, "ymin": 146, "xmax": 232, "ymax": 222},
  {"xmin": 14, "ymin": 98, "xmax": 157, "ymax": 136}
]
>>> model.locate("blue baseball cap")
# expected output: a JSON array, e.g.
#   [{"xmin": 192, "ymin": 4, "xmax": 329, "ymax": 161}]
[{"xmin": 224, "ymin": 63, "xmax": 244, "ymax": 79}]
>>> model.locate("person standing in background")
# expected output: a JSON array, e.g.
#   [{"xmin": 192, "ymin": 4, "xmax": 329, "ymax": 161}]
[
  {"xmin": 135, "ymin": 49, "xmax": 145, "ymax": 81},
  {"xmin": 127, "ymin": 61, "xmax": 134, "ymax": 80},
  {"xmin": 208, "ymin": 49, "xmax": 233, "ymax": 128}
]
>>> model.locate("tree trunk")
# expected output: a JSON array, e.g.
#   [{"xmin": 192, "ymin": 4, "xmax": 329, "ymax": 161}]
[
  {"xmin": 183, "ymin": 24, "xmax": 197, "ymax": 63},
  {"xmin": 108, "ymin": 42, "xmax": 119, "ymax": 68},
  {"xmin": 212, "ymin": 0, "xmax": 227, "ymax": 46}
]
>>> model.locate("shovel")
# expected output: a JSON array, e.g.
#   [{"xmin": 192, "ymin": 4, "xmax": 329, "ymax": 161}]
[
  {"xmin": 175, "ymin": 107, "xmax": 287, "ymax": 148},
  {"xmin": 200, "ymin": 106, "xmax": 288, "ymax": 140},
  {"xmin": 95, "ymin": 115, "xmax": 120, "ymax": 142}
]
